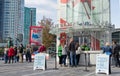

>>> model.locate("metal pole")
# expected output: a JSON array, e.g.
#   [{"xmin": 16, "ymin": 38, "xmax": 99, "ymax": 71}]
[
  {"xmin": 54, "ymin": 52, "xmax": 58, "ymax": 70},
  {"xmin": 109, "ymin": 0, "xmax": 111, "ymax": 25},
  {"xmin": 31, "ymin": 10, "xmax": 32, "ymax": 26},
  {"xmin": 83, "ymin": 53, "xmax": 89, "ymax": 72}
]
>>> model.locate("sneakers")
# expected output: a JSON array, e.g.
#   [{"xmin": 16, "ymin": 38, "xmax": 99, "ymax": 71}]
[
  {"xmin": 64, "ymin": 65, "xmax": 68, "ymax": 67},
  {"xmin": 59, "ymin": 64, "xmax": 62, "ymax": 67}
]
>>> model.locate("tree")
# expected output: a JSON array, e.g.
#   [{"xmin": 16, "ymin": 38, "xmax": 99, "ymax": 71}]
[{"xmin": 38, "ymin": 17, "xmax": 56, "ymax": 49}]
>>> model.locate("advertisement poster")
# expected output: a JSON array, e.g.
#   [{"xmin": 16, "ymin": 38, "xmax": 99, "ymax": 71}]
[
  {"xmin": 30, "ymin": 26, "xmax": 42, "ymax": 46},
  {"xmin": 96, "ymin": 54, "xmax": 109, "ymax": 75},
  {"xmin": 33, "ymin": 53, "xmax": 46, "ymax": 70}
]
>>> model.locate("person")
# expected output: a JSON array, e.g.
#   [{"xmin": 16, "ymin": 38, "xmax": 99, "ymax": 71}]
[
  {"xmin": 75, "ymin": 43, "xmax": 81, "ymax": 66},
  {"xmin": 14, "ymin": 45, "xmax": 18, "ymax": 63},
  {"xmin": 8, "ymin": 46, "xmax": 15, "ymax": 63},
  {"xmin": 25, "ymin": 44, "xmax": 32, "ymax": 62},
  {"xmin": 112, "ymin": 40, "xmax": 120, "ymax": 67},
  {"xmin": 4, "ymin": 45, "xmax": 9, "ymax": 64},
  {"xmin": 16, "ymin": 47, "xmax": 19, "ymax": 62},
  {"xmin": 62, "ymin": 42, "xmax": 67, "ymax": 67},
  {"xmin": 58, "ymin": 43, "xmax": 63, "ymax": 67},
  {"xmin": 38, "ymin": 44, "xmax": 46, "ymax": 53},
  {"xmin": 18, "ymin": 44, "xmax": 24, "ymax": 63},
  {"xmin": 81, "ymin": 43, "xmax": 90, "ymax": 51},
  {"xmin": 38, "ymin": 43, "xmax": 47, "ymax": 69},
  {"xmin": 102, "ymin": 42, "xmax": 112, "ymax": 74},
  {"xmin": 69, "ymin": 38, "xmax": 76, "ymax": 67}
]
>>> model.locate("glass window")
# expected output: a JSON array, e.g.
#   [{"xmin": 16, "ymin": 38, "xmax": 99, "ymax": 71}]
[{"xmin": 5, "ymin": 12, "xmax": 10, "ymax": 14}]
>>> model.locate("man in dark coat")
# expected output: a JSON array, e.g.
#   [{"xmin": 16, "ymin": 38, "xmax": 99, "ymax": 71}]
[
  {"xmin": 69, "ymin": 38, "xmax": 76, "ymax": 67},
  {"xmin": 112, "ymin": 40, "xmax": 120, "ymax": 67}
]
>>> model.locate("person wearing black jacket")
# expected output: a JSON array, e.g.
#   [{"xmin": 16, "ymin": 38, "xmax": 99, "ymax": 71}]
[
  {"xmin": 14, "ymin": 45, "xmax": 18, "ymax": 63},
  {"xmin": 68, "ymin": 38, "xmax": 76, "ymax": 67},
  {"xmin": 112, "ymin": 41, "xmax": 120, "ymax": 67},
  {"xmin": 18, "ymin": 44, "xmax": 24, "ymax": 63}
]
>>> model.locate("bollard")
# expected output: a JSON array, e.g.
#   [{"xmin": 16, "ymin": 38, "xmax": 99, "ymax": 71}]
[{"xmin": 54, "ymin": 52, "xmax": 58, "ymax": 70}]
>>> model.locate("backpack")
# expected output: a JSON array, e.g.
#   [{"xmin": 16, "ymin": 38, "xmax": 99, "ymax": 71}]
[{"xmin": 26, "ymin": 48, "xmax": 31, "ymax": 54}]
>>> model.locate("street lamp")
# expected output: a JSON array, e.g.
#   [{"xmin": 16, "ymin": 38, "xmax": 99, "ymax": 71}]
[{"xmin": 7, "ymin": 37, "xmax": 13, "ymax": 48}]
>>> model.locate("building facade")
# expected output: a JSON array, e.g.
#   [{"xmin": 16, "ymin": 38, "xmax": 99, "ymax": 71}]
[
  {"xmin": 112, "ymin": 28, "xmax": 120, "ymax": 44},
  {"xmin": 0, "ymin": 0, "xmax": 24, "ymax": 44},
  {"xmin": 24, "ymin": 7, "xmax": 36, "ymax": 46},
  {"xmin": 0, "ymin": 0, "xmax": 4, "ymax": 42},
  {"xmin": 56, "ymin": 0, "xmax": 114, "ymax": 50}
]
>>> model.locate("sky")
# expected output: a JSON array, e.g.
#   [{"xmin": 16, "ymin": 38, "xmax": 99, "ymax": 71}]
[
  {"xmin": 111, "ymin": 0, "xmax": 120, "ymax": 28},
  {"xmin": 25, "ymin": 0, "xmax": 120, "ymax": 28},
  {"xmin": 25, "ymin": 0, "xmax": 57, "ymax": 25}
]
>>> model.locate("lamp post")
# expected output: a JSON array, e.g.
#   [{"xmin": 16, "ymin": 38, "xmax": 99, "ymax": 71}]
[
  {"xmin": 30, "ymin": 9, "xmax": 33, "ymax": 26},
  {"xmin": 7, "ymin": 37, "xmax": 13, "ymax": 48}
]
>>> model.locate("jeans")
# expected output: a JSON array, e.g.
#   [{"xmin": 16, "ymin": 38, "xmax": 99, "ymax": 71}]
[
  {"xmin": 113, "ymin": 54, "xmax": 120, "ymax": 67},
  {"xmin": 14, "ymin": 55, "xmax": 17, "ymax": 63},
  {"xmin": 26, "ymin": 53, "xmax": 32, "ymax": 62},
  {"xmin": 70, "ymin": 51, "xmax": 77, "ymax": 66},
  {"xmin": 4, "ymin": 54, "xmax": 8, "ymax": 63},
  {"xmin": 62, "ymin": 55, "xmax": 67, "ymax": 65}
]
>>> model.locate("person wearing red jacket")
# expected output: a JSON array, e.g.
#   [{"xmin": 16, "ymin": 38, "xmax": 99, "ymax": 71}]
[
  {"xmin": 38, "ymin": 44, "xmax": 47, "ymax": 69},
  {"xmin": 38, "ymin": 44, "xmax": 46, "ymax": 53},
  {"xmin": 8, "ymin": 46, "xmax": 15, "ymax": 63}
]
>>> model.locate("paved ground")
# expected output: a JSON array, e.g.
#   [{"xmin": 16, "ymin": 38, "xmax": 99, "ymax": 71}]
[{"xmin": 0, "ymin": 58, "xmax": 120, "ymax": 76}]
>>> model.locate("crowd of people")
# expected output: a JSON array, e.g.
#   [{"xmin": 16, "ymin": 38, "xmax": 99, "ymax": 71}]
[
  {"xmin": 57, "ymin": 38, "xmax": 120, "ymax": 74},
  {"xmin": 101, "ymin": 40, "xmax": 120, "ymax": 74},
  {"xmin": 4, "ymin": 44, "xmax": 31, "ymax": 64},
  {"xmin": 58, "ymin": 37, "xmax": 90, "ymax": 67},
  {"xmin": 3, "ymin": 43, "xmax": 46, "ymax": 64},
  {"xmin": 3, "ymin": 38, "xmax": 120, "ymax": 74}
]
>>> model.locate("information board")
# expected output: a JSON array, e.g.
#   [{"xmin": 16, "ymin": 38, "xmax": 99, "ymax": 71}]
[
  {"xmin": 96, "ymin": 54, "xmax": 109, "ymax": 75},
  {"xmin": 33, "ymin": 53, "xmax": 46, "ymax": 70}
]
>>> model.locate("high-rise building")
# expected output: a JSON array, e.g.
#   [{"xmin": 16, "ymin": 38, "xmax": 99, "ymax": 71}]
[
  {"xmin": 24, "ymin": 7, "xmax": 36, "ymax": 46},
  {"xmin": 0, "ymin": 0, "xmax": 24, "ymax": 44},
  {"xmin": 0, "ymin": 0, "xmax": 4, "ymax": 42}
]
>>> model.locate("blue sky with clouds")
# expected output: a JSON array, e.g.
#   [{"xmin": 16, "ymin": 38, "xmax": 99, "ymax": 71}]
[
  {"xmin": 25, "ymin": 0, "xmax": 57, "ymax": 24},
  {"xmin": 111, "ymin": 0, "xmax": 120, "ymax": 28},
  {"xmin": 25, "ymin": 0, "xmax": 120, "ymax": 28}
]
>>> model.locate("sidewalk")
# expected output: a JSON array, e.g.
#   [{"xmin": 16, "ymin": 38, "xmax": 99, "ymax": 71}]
[
  {"xmin": 0, "ymin": 58, "xmax": 120, "ymax": 76},
  {"xmin": 31, "ymin": 58, "xmax": 120, "ymax": 76},
  {"xmin": 47, "ymin": 63, "xmax": 120, "ymax": 76}
]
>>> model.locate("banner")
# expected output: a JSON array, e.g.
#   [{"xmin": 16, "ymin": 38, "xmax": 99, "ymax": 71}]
[
  {"xmin": 30, "ymin": 26, "xmax": 42, "ymax": 46},
  {"xmin": 60, "ymin": 32, "xmax": 66, "ymax": 44}
]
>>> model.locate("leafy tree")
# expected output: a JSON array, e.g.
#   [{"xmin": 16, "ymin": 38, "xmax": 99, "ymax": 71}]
[{"xmin": 38, "ymin": 17, "xmax": 56, "ymax": 49}]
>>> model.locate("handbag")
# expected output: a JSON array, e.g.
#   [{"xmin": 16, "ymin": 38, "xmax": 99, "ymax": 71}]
[{"xmin": 76, "ymin": 50, "xmax": 80, "ymax": 54}]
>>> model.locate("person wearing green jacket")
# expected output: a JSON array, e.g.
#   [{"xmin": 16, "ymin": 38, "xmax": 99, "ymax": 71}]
[
  {"xmin": 58, "ymin": 44, "xmax": 62, "ymax": 67},
  {"xmin": 81, "ymin": 43, "xmax": 90, "ymax": 51},
  {"xmin": 85, "ymin": 46, "xmax": 90, "ymax": 51}
]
